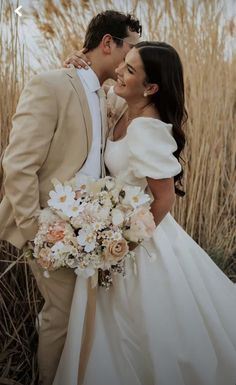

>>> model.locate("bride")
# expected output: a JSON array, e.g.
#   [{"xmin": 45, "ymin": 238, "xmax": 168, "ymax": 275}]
[{"xmin": 53, "ymin": 42, "xmax": 236, "ymax": 385}]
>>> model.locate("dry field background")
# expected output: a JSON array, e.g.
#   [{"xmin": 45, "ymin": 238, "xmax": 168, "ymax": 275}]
[{"xmin": 0, "ymin": 0, "xmax": 235, "ymax": 383}]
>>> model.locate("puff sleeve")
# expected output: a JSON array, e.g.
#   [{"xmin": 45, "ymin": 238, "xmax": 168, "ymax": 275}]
[{"xmin": 126, "ymin": 117, "xmax": 182, "ymax": 180}]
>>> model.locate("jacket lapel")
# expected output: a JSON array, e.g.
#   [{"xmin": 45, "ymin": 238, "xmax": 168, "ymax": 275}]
[{"xmin": 66, "ymin": 68, "xmax": 93, "ymax": 152}]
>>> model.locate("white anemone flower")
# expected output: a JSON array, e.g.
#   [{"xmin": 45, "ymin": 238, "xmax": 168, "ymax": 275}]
[
  {"xmin": 122, "ymin": 186, "xmax": 150, "ymax": 208},
  {"xmin": 51, "ymin": 241, "xmax": 73, "ymax": 258},
  {"xmin": 62, "ymin": 200, "xmax": 86, "ymax": 218},
  {"xmin": 51, "ymin": 241, "xmax": 65, "ymax": 255},
  {"xmin": 111, "ymin": 208, "xmax": 124, "ymax": 226},
  {"xmin": 48, "ymin": 183, "xmax": 75, "ymax": 210},
  {"xmin": 112, "ymin": 231, "xmax": 122, "ymax": 240},
  {"xmin": 77, "ymin": 228, "xmax": 96, "ymax": 252},
  {"xmin": 92, "ymin": 221, "xmax": 106, "ymax": 231},
  {"xmin": 75, "ymin": 173, "xmax": 95, "ymax": 191}
]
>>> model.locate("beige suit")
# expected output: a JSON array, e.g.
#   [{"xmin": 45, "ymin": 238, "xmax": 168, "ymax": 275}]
[{"xmin": 0, "ymin": 67, "xmax": 106, "ymax": 385}]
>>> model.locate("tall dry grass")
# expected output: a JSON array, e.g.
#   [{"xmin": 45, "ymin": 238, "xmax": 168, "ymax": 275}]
[
  {"xmin": 0, "ymin": 1, "xmax": 41, "ymax": 384},
  {"xmin": 161, "ymin": 0, "xmax": 236, "ymax": 270},
  {"xmin": 0, "ymin": 0, "xmax": 235, "ymax": 383},
  {"xmin": 0, "ymin": 0, "xmax": 26, "ymax": 157}
]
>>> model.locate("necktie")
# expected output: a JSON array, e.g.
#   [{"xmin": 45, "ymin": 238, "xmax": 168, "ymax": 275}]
[{"xmin": 96, "ymin": 88, "xmax": 107, "ymax": 177}]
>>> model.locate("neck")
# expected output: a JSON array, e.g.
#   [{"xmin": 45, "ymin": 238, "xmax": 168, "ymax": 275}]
[
  {"xmin": 127, "ymin": 99, "xmax": 155, "ymax": 121},
  {"xmin": 86, "ymin": 51, "xmax": 110, "ymax": 85}
]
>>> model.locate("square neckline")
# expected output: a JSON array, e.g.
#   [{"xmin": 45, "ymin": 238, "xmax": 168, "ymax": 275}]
[{"xmin": 108, "ymin": 116, "xmax": 166, "ymax": 143}]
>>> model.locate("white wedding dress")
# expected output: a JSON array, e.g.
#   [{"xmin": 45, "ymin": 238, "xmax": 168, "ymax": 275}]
[{"xmin": 53, "ymin": 117, "xmax": 236, "ymax": 385}]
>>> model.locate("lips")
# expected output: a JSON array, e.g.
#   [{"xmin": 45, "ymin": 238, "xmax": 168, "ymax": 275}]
[{"xmin": 117, "ymin": 78, "xmax": 125, "ymax": 86}]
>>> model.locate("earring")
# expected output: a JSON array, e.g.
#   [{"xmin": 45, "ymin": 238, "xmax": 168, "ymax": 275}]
[{"xmin": 144, "ymin": 92, "xmax": 148, "ymax": 97}]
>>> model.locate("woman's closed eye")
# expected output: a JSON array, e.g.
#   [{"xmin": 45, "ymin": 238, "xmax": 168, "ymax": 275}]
[
  {"xmin": 125, "ymin": 64, "xmax": 134, "ymax": 74},
  {"xmin": 125, "ymin": 62, "xmax": 135, "ymax": 74}
]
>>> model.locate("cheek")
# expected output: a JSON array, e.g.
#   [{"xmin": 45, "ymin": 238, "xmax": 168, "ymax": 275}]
[
  {"xmin": 125, "ymin": 76, "xmax": 144, "ymax": 94},
  {"xmin": 125, "ymin": 77, "xmax": 135, "ymax": 88}
]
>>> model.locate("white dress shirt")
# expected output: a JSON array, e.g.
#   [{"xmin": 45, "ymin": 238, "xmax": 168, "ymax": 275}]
[{"xmin": 75, "ymin": 68, "xmax": 102, "ymax": 187}]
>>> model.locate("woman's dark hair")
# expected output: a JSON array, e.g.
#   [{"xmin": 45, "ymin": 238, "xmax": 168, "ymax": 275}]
[
  {"xmin": 136, "ymin": 41, "xmax": 187, "ymax": 197},
  {"xmin": 83, "ymin": 11, "xmax": 142, "ymax": 51}
]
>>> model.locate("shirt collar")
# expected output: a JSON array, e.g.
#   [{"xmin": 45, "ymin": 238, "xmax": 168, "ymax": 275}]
[{"xmin": 77, "ymin": 67, "xmax": 100, "ymax": 93}]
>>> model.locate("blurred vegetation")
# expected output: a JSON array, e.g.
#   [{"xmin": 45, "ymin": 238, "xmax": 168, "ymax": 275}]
[{"xmin": 0, "ymin": 0, "xmax": 235, "ymax": 383}]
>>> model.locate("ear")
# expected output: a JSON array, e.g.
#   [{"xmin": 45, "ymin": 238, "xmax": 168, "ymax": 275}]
[
  {"xmin": 145, "ymin": 83, "xmax": 159, "ymax": 96},
  {"xmin": 100, "ymin": 34, "xmax": 113, "ymax": 54}
]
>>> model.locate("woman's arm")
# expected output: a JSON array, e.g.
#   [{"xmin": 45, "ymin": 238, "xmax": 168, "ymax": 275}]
[{"xmin": 147, "ymin": 177, "xmax": 176, "ymax": 226}]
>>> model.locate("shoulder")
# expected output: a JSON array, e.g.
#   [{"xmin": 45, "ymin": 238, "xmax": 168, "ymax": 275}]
[
  {"xmin": 30, "ymin": 68, "xmax": 72, "ymax": 85},
  {"xmin": 128, "ymin": 116, "xmax": 172, "ymax": 131},
  {"xmin": 19, "ymin": 69, "xmax": 79, "ymax": 105},
  {"xmin": 126, "ymin": 117, "xmax": 181, "ymax": 179},
  {"xmin": 127, "ymin": 117, "xmax": 177, "ymax": 151}
]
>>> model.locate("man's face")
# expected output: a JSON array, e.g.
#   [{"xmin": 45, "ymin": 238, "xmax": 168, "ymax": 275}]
[{"xmin": 109, "ymin": 29, "xmax": 140, "ymax": 81}]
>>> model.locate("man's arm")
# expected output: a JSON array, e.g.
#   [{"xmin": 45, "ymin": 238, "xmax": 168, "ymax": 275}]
[{"xmin": 2, "ymin": 74, "xmax": 58, "ymax": 243}]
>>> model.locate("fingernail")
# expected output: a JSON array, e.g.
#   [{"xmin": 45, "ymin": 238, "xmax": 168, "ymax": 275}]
[
  {"xmin": 78, "ymin": 65, "xmax": 81, "ymax": 69},
  {"xmin": 88, "ymin": 62, "xmax": 91, "ymax": 65},
  {"xmin": 85, "ymin": 66, "xmax": 89, "ymax": 69}
]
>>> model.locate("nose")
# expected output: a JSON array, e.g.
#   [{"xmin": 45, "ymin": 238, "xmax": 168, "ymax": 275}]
[{"xmin": 115, "ymin": 61, "xmax": 125, "ymax": 75}]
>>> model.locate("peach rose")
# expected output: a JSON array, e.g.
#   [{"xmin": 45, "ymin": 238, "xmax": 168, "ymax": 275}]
[
  {"xmin": 46, "ymin": 222, "xmax": 65, "ymax": 243},
  {"xmin": 125, "ymin": 207, "xmax": 155, "ymax": 242},
  {"xmin": 103, "ymin": 239, "xmax": 129, "ymax": 262}
]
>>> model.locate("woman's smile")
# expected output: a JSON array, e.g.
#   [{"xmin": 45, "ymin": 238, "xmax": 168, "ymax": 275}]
[{"xmin": 116, "ymin": 77, "xmax": 126, "ymax": 87}]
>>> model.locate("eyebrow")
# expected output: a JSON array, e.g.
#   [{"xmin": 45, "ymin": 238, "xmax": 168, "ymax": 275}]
[{"xmin": 126, "ymin": 62, "xmax": 136, "ymax": 72}]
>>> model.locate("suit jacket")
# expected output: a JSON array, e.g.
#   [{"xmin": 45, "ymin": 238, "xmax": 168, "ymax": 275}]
[{"xmin": 0, "ymin": 67, "xmax": 106, "ymax": 249}]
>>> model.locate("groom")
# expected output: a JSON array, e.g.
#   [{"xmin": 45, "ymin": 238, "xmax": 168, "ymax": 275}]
[{"xmin": 0, "ymin": 10, "xmax": 141, "ymax": 385}]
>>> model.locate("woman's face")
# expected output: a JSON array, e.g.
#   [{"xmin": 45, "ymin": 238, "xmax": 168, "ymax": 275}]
[{"xmin": 114, "ymin": 47, "xmax": 147, "ymax": 101}]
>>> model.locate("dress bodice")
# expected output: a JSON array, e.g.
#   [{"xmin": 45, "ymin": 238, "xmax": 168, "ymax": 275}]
[
  {"xmin": 104, "ymin": 136, "xmax": 129, "ymax": 178},
  {"xmin": 104, "ymin": 116, "xmax": 182, "ymax": 190}
]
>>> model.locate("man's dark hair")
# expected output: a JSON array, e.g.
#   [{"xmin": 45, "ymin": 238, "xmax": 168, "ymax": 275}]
[{"xmin": 83, "ymin": 10, "xmax": 142, "ymax": 51}]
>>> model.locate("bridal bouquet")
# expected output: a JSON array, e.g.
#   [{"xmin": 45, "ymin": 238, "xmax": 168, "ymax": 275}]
[{"xmin": 33, "ymin": 176, "xmax": 155, "ymax": 288}]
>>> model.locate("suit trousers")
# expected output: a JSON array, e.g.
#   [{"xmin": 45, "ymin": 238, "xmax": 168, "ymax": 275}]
[{"xmin": 28, "ymin": 259, "xmax": 76, "ymax": 385}]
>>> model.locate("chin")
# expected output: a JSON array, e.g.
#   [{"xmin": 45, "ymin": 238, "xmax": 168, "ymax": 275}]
[{"xmin": 114, "ymin": 84, "xmax": 126, "ymax": 98}]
